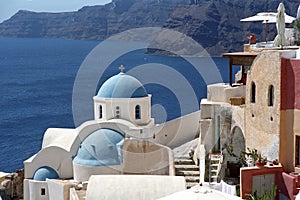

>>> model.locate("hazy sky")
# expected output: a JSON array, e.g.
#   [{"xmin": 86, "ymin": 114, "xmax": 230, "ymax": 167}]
[{"xmin": 0, "ymin": 0, "xmax": 112, "ymax": 23}]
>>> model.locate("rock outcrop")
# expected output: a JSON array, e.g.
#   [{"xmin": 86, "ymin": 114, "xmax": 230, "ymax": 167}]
[{"xmin": 0, "ymin": 169, "xmax": 24, "ymax": 200}]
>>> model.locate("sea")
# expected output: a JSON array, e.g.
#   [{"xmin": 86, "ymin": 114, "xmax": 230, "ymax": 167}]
[{"xmin": 0, "ymin": 37, "xmax": 239, "ymax": 172}]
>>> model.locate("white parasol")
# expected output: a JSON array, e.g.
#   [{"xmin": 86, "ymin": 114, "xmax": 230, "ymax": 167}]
[
  {"xmin": 274, "ymin": 3, "xmax": 286, "ymax": 47},
  {"xmin": 241, "ymin": 11, "xmax": 295, "ymax": 42},
  {"xmin": 297, "ymin": 5, "xmax": 300, "ymax": 19}
]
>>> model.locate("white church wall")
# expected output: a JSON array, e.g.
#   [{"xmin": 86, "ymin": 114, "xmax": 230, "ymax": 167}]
[
  {"xmin": 24, "ymin": 179, "xmax": 30, "ymax": 200},
  {"xmin": 129, "ymin": 96, "xmax": 152, "ymax": 126},
  {"xmin": 121, "ymin": 139, "xmax": 175, "ymax": 175},
  {"xmin": 150, "ymin": 111, "xmax": 200, "ymax": 149},
  {"xmin": 28, "ymin": 180, "xmax": 48, "ymax": 200},
  {"xmin": 75, "ymin": 121, "xmax": 102, "ymax": 142},
  {"xmin": 93, "ymin": 96, "xmax": 152, "ymax": 126},
  {"xmin": 74, "ymin": 120, "xmax": 132, "ymax": 145},
  {"xmin": 42, "ymin": 128, "xmax": 78, "ymax": 152},
  {"xmin": 93, "ymin": 98, "xmax": 107, "ymax": 121},
  {"xmin": 47, "ymin": 179, "xmax": 75, "ymax": 200},
  {"xmin": 73, "ymin": 163, "xmax": 122, "ymax": 182},
  {"xmin": 24, "ymin": 146, "xmax": 73, "ymax": 179}
]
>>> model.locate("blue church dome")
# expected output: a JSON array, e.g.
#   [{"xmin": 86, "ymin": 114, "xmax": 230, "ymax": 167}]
[
  {"xmin": 97, "ymin": 73, "xmax": 148, "ymax": 98},
  {"xmin": 73, "ymin": 129, "xmax": 124, "ymax": 166},
  {"xmin": 33, "ymin": 166, "xmax": 59, "ymax": 181}
]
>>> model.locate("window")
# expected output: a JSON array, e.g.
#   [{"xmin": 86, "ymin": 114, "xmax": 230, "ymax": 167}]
[
  {"xmin": 135, "ymin": 105, "xmax": 141, "ymax": 119},
  {"xmin": 251, "ymin": 82, "xmax": 256, "ymax": 103},
  {"xmin": 41, "ymin": 188, "xmax": 46, "ymax": 196},
  {"xmin": 268, "ymin": 85, "xmax": 274, "ymax": 106},
  {"xmin": 296, "ymin": 136, "xmax": 300, "ymax": 166},
  {"xmin": 99, "ymin": 105, "xmax": 103, "ymax": 119}
]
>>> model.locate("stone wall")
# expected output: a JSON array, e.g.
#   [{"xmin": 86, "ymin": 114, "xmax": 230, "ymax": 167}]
[{"xmin": 245, "ymin": 51, "xmax": 282, "ymax": 161}]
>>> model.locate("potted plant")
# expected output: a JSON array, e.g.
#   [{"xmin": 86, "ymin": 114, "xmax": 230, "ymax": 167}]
[
  {"xmin": 226, "ymin": 146, "xmax": 268, "ymax": 168},
  {"xmin": 255, "ymin": 153, "xmax": 267, "ymax": 168},
  {"xmin": 293, "ymin": 18, "xmax": 300, "ymax": 45},
  {"xmin": 226, "ymin": 146, "xmax": 259, "ymax": 167}
]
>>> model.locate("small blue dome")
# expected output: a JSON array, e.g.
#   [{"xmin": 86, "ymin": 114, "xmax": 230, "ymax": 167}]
[
  {"xmin": 97, "ymin": 73, "xmax": 148, "ymax": 98},
  {"xmin": 73, "ymin": 129, "xmax": 124, "ymax": 166},
  {"xmin": 33, "ymin": 166, "xmax": 59, "ymax": 181}
]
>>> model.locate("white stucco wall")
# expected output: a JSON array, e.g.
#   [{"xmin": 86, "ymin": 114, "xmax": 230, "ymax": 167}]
[
  {"xmin": 149, "ymin": 111, "xmax": 200, "ymax": 149},
  {"xmin": 24, "ymin": 146, "xmax": 73, "ymax": 179},
  {"xmin": 73, "ymin": 163, "xmax": 122, "ymax": 182},
  {"xmin": 122, "ymin": 139, "xmax": 175, "ymax": 175},
  {"xmin": 24, "ymin": 179, "xmax": 30, "ymax": 200},
  {"xmin": 199, "ymin": 99, "xmax": 231, "ymax": 152},
  {"xmin": 28, "ymin": 180, "xmax": 48, "ymax": 200},
  {"xmin": 42, "ymin": 128, "xmax": 78, "ymax": 151},
  {"xmin": 46, "ymin": 179, "xmax": 75, "ymax": 200},
  {"xmin": 85, "ymin": 175, "xmax": 186, "ymax": 200},
  {"xmin": 207, "ymin": 83, "xmax": 246, "ymax": 103}
]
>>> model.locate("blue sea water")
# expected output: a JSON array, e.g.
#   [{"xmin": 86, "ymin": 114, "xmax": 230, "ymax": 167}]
[{"xmin": 0, "ymin": 37, "xmax": 237, "ymax": 172}]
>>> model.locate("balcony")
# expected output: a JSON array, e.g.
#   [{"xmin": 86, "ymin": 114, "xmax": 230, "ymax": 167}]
[{"xmin": 207, "ymin": 83, "xmax": 246, "ymax": 105}]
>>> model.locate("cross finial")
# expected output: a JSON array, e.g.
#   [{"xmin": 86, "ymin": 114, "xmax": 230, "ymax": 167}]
[{"xmin": 119, "ymin": 65, "xmax": 125, "ymax": 73}]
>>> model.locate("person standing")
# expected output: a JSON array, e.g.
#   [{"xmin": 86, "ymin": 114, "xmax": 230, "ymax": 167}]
[{"xmin": 248, "ymin": 33, "xmax": 256, "ymax": 44}]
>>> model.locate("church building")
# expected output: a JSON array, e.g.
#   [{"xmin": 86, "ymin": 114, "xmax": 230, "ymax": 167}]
[{"xmin": 23, "ymin": 67, "xmax": 200, "ymax": 200}]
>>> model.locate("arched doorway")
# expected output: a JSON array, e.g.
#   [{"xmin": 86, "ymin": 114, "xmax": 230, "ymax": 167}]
[
  {"xmin": 227, "ymin": 126, "xmax": 246, "ymax": 178},
  {"xmin": 230, "ymin": 126, "xmax": 246, "ymax": 157}
]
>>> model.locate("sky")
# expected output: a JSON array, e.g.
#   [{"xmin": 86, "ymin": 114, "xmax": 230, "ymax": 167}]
[{"xmin": 0, "ymin": 0, "xmax": 112, "ymax": 23}]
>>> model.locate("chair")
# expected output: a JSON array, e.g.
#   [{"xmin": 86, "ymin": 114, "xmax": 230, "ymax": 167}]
[{"xmin": 282, "ymin": 172, "xmax": 299, "ymax": 200}]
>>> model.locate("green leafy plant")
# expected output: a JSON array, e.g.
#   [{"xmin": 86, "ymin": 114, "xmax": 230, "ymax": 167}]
[
  {"xmin": 245, "ymin": 184, "xmax": 277, "ymax": 200},
  {"xmin": 293, "ymin": 19, "xmax": 300, "ymax": 41},
  {"xmin": 226, "ymin": 146, "xmax": 262, "ymax": 167},
  {"xmin": 256, "ymin": 153, "xmax": 267, "ymax": 163},
  {"xmin": 244, "ymin": 148, "xmax": 259, "ymax": 163}
]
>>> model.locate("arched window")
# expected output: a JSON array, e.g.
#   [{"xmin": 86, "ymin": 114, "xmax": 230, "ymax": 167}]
[
  {"xmin": 135, "ymin": 105, "xmax": 141, "ymax": 119},
  {"xmin": 99, "ymin": 105, "xmax": 103, "ymax": 119},
  {"xmin": 251, "ymin": 82, "xmax": 256, "ymax": 103},
  {"xmin": 268, "ymin": 85, "xmax": 274, "ymax": 106}
]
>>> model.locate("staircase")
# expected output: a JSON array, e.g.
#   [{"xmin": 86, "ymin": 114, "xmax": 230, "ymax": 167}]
[
  {"xmin": 175, "ymin": 156, "xmax": 200, "ymax": 189},
  {"xmin": 208, "ymin": 153, "xmax": 223, "ymax": 184}
]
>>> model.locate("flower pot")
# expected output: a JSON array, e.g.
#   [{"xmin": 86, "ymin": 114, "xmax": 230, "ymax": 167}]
[{"xmin": 255, "ymin": 162, "xmax": 266, "ymax": 168}]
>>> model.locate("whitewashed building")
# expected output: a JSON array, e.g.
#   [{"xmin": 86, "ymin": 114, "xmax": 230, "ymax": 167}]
[{"xmin": 23, "ymin": 69, "xmax": 200, "ymax": 200}]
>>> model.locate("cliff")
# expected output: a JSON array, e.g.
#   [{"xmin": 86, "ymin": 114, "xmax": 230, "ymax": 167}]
[{"xmin": 0, "ymin": 0, "xmax": 299, "ymax": 55}]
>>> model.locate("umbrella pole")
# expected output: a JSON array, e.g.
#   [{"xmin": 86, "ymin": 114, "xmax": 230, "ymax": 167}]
[{"xmin": 265, "ymin": 20, "xmax": 269, "ymax": 43}]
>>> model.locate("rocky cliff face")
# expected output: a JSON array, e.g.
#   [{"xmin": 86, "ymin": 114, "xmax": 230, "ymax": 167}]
[
  {"xmin": 0, "ymin": 0, "xmax": 185, "ymax": 40},
  {"xmin": 163, "ymin": 0, "xmax": 299, "ymax": 54},
  {"xmin": 0, "ymin": 169, "xmax": 24, "ymax": 199},
  {"xmin": 0, "ymin": 0, "xmax": 299, "ymax": 55}
]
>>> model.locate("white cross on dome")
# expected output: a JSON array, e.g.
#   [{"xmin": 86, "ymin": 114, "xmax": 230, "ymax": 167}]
[{"xmin": 119, "ymin": 65, "xmax": 125, "ymax": 73}]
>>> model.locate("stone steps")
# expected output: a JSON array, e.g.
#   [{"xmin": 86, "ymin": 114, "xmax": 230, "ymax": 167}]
[
  {"xmin": 174, "ymin": 159, "xmax": 195, "ymax": 165},
  {"xmin": 176, "ymin": 170, "xmax": 200, "ymax": 177},
  {"xmin": 174, "ymin": 165, "xmax": 199, "ymax": 171},
  {"xmin": 174, "ymin": 157, "xmax": 200, "ymax": 189},
  {"xmin": 186, "ymin": 182, "xmax": 199, "ymax": 189},
  {"xmin": 208, "ymin": 153, "xmax": 223, "ymax": 184}
]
